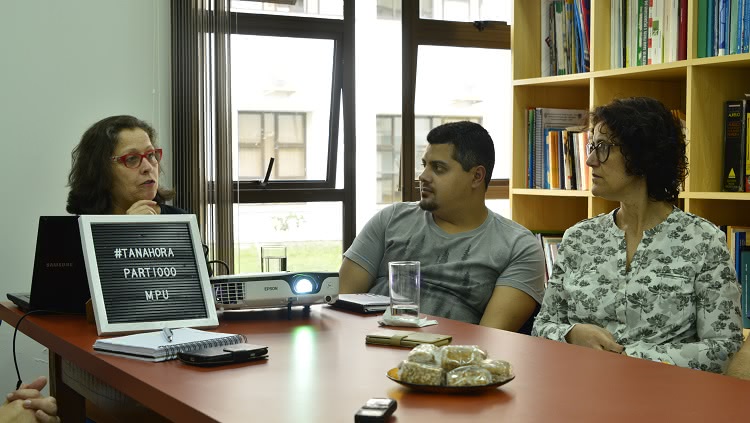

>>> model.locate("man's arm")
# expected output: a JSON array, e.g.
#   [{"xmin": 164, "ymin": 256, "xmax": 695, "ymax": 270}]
[
  {"xmin": 339, "ymin": 257, "xmax": 375, "ymax": 294},
  {"xmin": 726, "ymin": 337, "xmax": 750, "ymax": 379},
  {"xmin": 479, "ymin": 286, "xmax": 538, "ymax": 331}
]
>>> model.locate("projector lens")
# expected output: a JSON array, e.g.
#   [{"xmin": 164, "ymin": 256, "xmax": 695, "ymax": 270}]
[{"xmin": 293, "ymin": 278, "xmax": 314, "ymax": 294}]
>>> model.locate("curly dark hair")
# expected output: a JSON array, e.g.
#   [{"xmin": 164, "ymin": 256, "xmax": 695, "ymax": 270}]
[
  {"xmin": 66, "ymin": 115, "xmax": 174, "ymax": 214},
  {"xmin": 590, "ymin": 97, "xmax": 688, "ymax": 202},
  {"xmin": 426, "ymin": 121, "xmax": 495, "ymax": 190}
]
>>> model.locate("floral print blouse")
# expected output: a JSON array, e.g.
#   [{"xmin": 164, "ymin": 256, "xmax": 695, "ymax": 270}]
[{"xmin": 532, "ymin": 207, "xmax": 743, "ymax": 373}]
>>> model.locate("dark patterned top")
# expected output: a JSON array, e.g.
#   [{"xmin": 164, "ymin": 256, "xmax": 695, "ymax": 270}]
[{"xmin": 532, "ymin": 207, "xmax": 743, "ymax": 373}]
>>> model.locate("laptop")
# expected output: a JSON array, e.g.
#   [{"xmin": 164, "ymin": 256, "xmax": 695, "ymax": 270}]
[
  {"xmin": 330, "ymin": 293, "xmax": 390, "ymax": 314},
  {"xmin": 6, "ymin": 216, "xmax": 90, "ymax": 314}
]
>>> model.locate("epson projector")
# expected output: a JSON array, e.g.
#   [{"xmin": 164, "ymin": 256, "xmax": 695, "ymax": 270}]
[{"xmin": 210, "ymin": 271, "xmax": 339, "ymax": 310}]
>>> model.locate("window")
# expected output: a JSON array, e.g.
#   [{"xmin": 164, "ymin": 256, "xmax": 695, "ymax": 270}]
[
  {"xmin": 234, "ymin": 202, "xmax": 343, "ymax": 273},
  {"xmin": 238, "ymin": 111, "xmax": 307, "ymax": 180},
  {"xmin": 414, "ymin": 46, "xmax": 511, "ymax": 181},
  {"xmin": 376, "ymin": 115, "xmax": 401, "ymax": 204},
  {"xmin": 396, "ymin": 1, "xmax": 512, "ymax": 212},
  {"xmin": 419, "ymin": 0, "xmax": 510, "ymax": 22},
  {"xmin": 231, "ymin": 34, "xmax": 336, "ymax": 184},
  {"xmin": 231, "ymin": 0, "xmax": 343, "ymax": 18},
  {"xmin": 377, "ymin": 0, "xmax": 401, "ymax": 20},
  {"xmin": 173, "ymin": 1, "xmax": 513, "ymax": 272},
  {"xmin": 221, "ymin": 2, "xmax": 352, "ymax": 273}
]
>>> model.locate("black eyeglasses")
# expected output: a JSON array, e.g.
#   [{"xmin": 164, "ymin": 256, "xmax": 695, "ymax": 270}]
[
  {"xmin": 111, "ymin": 149, "xmax": 163, "ymax": 169},
  {"xmin": 586, "ymin": 142, "xmax": 619, "ymax": 164}
]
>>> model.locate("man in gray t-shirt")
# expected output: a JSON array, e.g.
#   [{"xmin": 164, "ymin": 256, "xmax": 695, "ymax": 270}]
[{"xmin": 340, "ymin": 121, "xmax": 545, "ymax": 332}]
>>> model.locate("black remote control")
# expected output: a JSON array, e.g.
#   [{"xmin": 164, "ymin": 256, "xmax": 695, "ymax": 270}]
[{"xmin": 354, "ymin": 398, "xmax": 397, "ymax": 423}]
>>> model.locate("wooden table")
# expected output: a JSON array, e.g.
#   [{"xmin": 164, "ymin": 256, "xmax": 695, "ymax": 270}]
[{"xmin": 2, "ymin": 301, "xmax": 750, "ymax": 422}]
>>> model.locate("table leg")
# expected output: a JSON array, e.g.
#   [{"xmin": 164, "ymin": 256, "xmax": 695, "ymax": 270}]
[{"xmin": 48, "ymin": 350, "xmax": 86, "ymax": 422}]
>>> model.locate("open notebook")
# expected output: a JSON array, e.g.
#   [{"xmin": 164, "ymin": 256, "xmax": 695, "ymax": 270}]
[{"xmin": 93, "ymin": 328, "xmax": 246, "ymax": 362}]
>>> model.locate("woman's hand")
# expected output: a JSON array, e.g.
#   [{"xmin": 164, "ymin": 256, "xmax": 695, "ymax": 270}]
[
  {"xmin": 565, "ymin": 324, "xmax": 624, "ymax": 353},
  {"xmin": 4, "ymin": 376, "xmax": 60, "ymax": 423},
  {"xmin": 126, "ymin": 200, "xmax": 159, "ymax": 215}
]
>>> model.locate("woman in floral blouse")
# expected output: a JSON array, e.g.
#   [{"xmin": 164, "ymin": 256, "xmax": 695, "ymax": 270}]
[{"xmin": 532, "ymin": 97, "xmax": 743, "ymax": 373}]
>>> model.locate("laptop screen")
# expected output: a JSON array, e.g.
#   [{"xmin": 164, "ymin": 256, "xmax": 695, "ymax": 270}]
[{"xmin": 27, "ymin": 216, "xmax": 90, "ymax": 314}]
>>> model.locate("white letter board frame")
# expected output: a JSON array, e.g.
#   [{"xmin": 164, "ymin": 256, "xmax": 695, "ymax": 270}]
[{"xmin": 79, "ymin": 214, "xmax": 218, "ymax": 335}]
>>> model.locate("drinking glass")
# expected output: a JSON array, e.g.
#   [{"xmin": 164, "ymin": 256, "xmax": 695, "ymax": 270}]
[
  {"xmin": 260, "ymin": 245, "xmax": 287, "ymax": 272},
  {"xmin": 388, "ymin": 261, "xmax": 420, "ymax": 322}
]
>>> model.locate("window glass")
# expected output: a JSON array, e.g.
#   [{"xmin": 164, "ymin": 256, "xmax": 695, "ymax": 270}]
[
  {"xmin": 375, "ymin": 116, "xmax": 401, "ymax": 204},
  {"xmin": 231, "ymin": 35, "xmax": 334, "ymax": 181},
  {"xmin": 231, "ymin": 0, "xmax": 343, "ymax": 19},
  {"xmin": 377, "ymin": 0, "xmax": 401, "ymax": 19},
  {"xmin": 414, "ymin": 45, "xmax": 511, "ymax": 180},
  {"xmin": 234, "ymin": 202, "xmax": 343, "ymax": 273},
  {"xmin": 354, "ymin": 1, "xmax": 402, "ymax": 230},
  {"xmin": 486, "ymin": 198, "xmax": 510, "ymax": 218},
  {"xmin": 419, "ymin": 0, "xmax": 512, "ymax": 22}
]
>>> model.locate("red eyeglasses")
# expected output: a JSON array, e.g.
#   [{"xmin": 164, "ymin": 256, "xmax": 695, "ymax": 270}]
[{"xmin": 111, "ymin": 149, "xmax": 163, "ymax": 169}]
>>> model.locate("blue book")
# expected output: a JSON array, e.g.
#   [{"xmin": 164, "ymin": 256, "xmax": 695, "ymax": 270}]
[
  {"xmin": 719, "ymin": 0, "xmax": 729, "ymax": 55},
  {"xmin": 736, "ymin": 0, "xmax": 745, "ymax": 54},
  {"xmin": 741, "ymin": 247, "xmax": 750, "ymax": 328},
  {"xmin": 735, "ymin": 231, "xmax": 746, "ymax": 276},
  {"xmin": 709, "ymin": 0, "xmax": 716, "ymax": 56},
  {"xmin": 743, "ymin": 0, "xmax": 750, "ymax": 52},
  {"xmin": 731, "ymin": 0, "xmax": 740, "ymax": 54},
  {"xmin": 528, "ymin": 109, "xmax": 534, "ymax": 188}
]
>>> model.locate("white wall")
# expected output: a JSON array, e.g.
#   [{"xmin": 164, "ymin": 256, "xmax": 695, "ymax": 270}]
[{"xmin": 0, "ymin": 0, "xmax": 171, "ymax": 394}]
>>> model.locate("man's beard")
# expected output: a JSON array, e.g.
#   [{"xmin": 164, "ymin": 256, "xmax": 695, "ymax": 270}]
[{"xmin": 419, "ymin": 198, "xmax": 437, "ymax": 211}]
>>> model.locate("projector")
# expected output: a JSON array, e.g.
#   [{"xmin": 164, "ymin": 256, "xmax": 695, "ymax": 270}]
[{"xmin": 210, "ymin": 271, "xmax": 339, "ymax": 310}]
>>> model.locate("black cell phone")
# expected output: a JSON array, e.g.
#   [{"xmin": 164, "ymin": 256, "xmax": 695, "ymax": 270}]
[
  {"xmin": 354, "ymin": 398, "xmax": 397, "ymax": 423},
  {"xmin": 178, "ymin": 343, "xmax": 268, "ymax": 367}
]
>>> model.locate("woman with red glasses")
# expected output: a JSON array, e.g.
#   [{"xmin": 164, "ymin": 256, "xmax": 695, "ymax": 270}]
[{"xmin": 66, "ymin": 115, "xmax": 184, "ymax": 215}]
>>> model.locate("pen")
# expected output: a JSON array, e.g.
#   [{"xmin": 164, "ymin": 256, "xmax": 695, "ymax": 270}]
[{"xmin": 162, "ymin": 327, "xmax": 173, "ymax": 343}]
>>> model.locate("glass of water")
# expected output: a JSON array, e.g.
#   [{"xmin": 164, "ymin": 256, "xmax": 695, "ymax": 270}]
[
  {"xmin": 388, "ymin": 261, "xmax": 420, "ymax": 322},
  {"xmin": 260, "ymin": 245, "xmax": 287, "ymax": 272}
]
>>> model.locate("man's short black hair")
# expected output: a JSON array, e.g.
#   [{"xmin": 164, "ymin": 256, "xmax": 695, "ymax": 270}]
[{"xmin": 426, "ymin": 121, "xmax": 495, "ymax": 190}]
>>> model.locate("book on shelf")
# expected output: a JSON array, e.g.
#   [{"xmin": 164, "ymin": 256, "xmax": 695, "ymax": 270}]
[
  {"xmin": 611, "ymin": 0, "xmax": 687, "ymax": 66},
  {"xmin": 698, "ymin": 0, "xmax": 749, "ymax": 57},
  {"xmin": 722, "ymin": 99, "xmax": 747, "ymax": 192},
  {"xmin": 93, "ymin": 328, "xmax": 247, "ymax": 362},
  {"xmin": 747, "ymin": 105, "xmax": 750, "ymax": 191},
  {"xmin": 740, "ymin": 246, "xmax": 750, "ymax": 328},
  {"xmin": 727, "ymin": 226, "xmax": 750, "ymax": 267},
  {"xmin": 677, "ymin": 0, "xmax": 688, "ymax": 60},
  {"xmin": 528, "ymin": 108, "xmax": 587, "ymax": 189},
  {"xmin": 541, "ymin": 235, "xmax": 564, "ymax": 281},
  {"xmin": 730, "ymin": 0, "xmax": 740, "ymax": 54},
  {"xmin": 540, "ymin": 0, "xmax": 589, "ymax": 76},
  {"xmin": 541, "ymin": 0, "xmax": 556, "ymax": 77},
  {"xmin": 719, "ymin": 0, "xmax": 729, "ymax": 55},
  {"xmin": 647, "ymin": 0, "xmax": 664, "ymax": 65}
]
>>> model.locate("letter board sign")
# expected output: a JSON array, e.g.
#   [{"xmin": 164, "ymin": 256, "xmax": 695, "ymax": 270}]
[{"xmin": 79, "ymin": 214, "xmax": 218, "ymax": 335}]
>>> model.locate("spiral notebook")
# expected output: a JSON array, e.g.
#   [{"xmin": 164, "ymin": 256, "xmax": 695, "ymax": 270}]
[{"xmin": 93, "ymin": 328, "xmax": 247, "ymax": 362}]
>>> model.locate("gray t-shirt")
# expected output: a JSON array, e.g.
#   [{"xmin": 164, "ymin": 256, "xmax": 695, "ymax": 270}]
[{"xmin": 344, "ymin": 202, "xmax": 545, "ymax": 324}]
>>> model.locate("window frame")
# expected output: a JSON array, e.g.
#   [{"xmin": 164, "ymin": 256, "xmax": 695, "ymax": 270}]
[
  {"xmin": 225, "ymin": 5, "xmax": 357, "ymax": 247},
  {"xmin": 401, "ymin": 1, "xmax": 510, "ymax": 202},
  {"xmin": 231, "ymin": 13, "xmax": 344, "ymax": 191}
]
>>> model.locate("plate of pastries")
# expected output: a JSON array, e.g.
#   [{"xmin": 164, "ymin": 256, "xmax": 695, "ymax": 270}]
[{"xmin": 387, "ymin": 344, "xmax": 514, "ymax": 393}]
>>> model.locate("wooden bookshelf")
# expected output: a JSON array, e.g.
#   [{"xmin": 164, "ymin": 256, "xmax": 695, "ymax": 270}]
[{"xmin": 511, "ymin": 1, "xmax": 750, "ymax": 232}]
